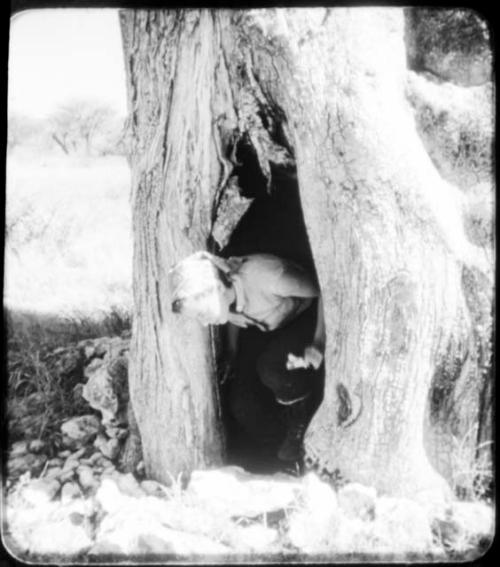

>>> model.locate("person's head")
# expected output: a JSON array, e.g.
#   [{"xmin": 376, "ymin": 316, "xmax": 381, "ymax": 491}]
[{"xmin": 169, "ymin": 251, "xmax": 235, "ymax": 326}]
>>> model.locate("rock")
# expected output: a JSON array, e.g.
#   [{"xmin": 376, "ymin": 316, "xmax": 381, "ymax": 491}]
[
  {"xmin": 89, "ymin": 452, "xmax": 104, "ymax": 466},
  {"xmin": 93, "ymin": 339, "xmax": 110, "ymax": 358},
  {"xmin": 372, "ymin": 497, "xmax": 435, "ymax": 553},
  {"xmin": 62, "ymin": 458, "xmax": 80, "ymax": 473},
  {"xmin": 27, "ymin": 517, "xmax": 92, "ymax": 555},
  {"xmin": 100, "ymin": 457, "xmax": 115, "ymax": 470},
  {"xmin": 61, "ymin": 481, "xmax": 84, "ymax": 503},
  {"xmin": 451, "ymin": 501, "xmax": 493, "ymax": 539},
  {"xmin": 61, "ymin": 415, "xmax": 101, "ymax": 447},
  {"xmin": 8, "ymin": 452, "xmax": 47, "ymax": 478},
  {"xmin": 187, "ymin": 467, "xmax": 301, "ymax": 518},
  {"xmin": 136, "ymin": 534, "xmax": 174, "ymax": 554},
  {"xmin": 288, "ymin": 473, "xmax": 339, "ymax": 552},
  {"xmin": 323, "ymin": 515, "xmax": 373, "ymax": 554},
  {"xmin": 60, "ymin": 470, "xmax": 76, "ymax": 484},
  {"xmin": 27, "ymin": 440, "xmax": 46, "ymax": 454},
  {"xmin": 94, "ymin": 434, "xmax": 121, "ymax": 460},
  {"xmin": 93, "ymin": 508, "xmax": 229, "ymax": 555},
  {"xmin": 100, "ymin": 471, "xmax": 116, "ymax": 483},
  {"xmin": 301, "ymin": 473, "xmax": 339, "ymax": 523},
  {"xmin": 141, "ymin": 479, "xmax": 169, "ymax": 498},
  {"xmin": 106, "ymin": 426, "xmax": 128, "ymax": 440},
  {"xmin": 64, "ymin": 495, "xmax": 97, "ymax": 519},
  {"xmin": 69, "ymin": 511, "xmax": 85, "ymax": 526},
  {"xmin": 45, "ymin": 467, "xmax": 63, "ymax": 480},
  {"xmin": 72, "ymin": 446, "xmax": 91, "ymax": 460},
  {"xmin": 137, "ymin": 529, "xmax": 229, "ymax": 555},
  {"xmin": 115, "ymin": 472, "xmax": 144, "ymax": 497},
  {"xmin": 21, "ymin": 478, "xmax": 60, "ymax": 506},
  {"xmin": 58, "ymin": 450, "xmax": 71, "ymax": 459},
  {"xmin": 56, "ymin": 346, "xmax": 84, "ymax": 378},
  {"xmin": 95, "ymin": 479, "xmax": 125, "ymax": 515},
  {"xmin": 229, "ymin": 524, "xmax": 278, "ymax": 552},
  {"xmin": 88, "ymin": 540, "xmax": 124, "ymax": 555},
  {"xmin": 78, "ymin": 339, "xmax": 96, "ymax": 360},
  {"xmin": 151, "ymin": 528, "xmax": 230, "ymax": 555},
  {"xmin": 135, "ymin": 460, "xmax": 146, "ymax": 477},
  {"xmin": 72, "ymin": 383, "xmax": 87, "ymax": 409},
  {"xmin": 76, "ymin": 466, "xmax": 99, "ymax": 491},
  {"xmin": 337, "ymin": 482, "xmax": 377, "ymax": 521},
  {"xmin": 434, "ymin": 501, "xmax": 495, "ymax": 551},
  {"xmin": 83, "ymin": 349, "xmax": 129, "ymax": 430},
  {"xmin": 47, "ymin": 457, "xmax": 63, "ymax": 467}
]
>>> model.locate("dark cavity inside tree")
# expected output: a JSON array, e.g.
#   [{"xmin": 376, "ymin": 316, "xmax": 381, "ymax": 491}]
[{"xmin": 215, "ymin": 135, "xmax": 324, "ymax": 473}]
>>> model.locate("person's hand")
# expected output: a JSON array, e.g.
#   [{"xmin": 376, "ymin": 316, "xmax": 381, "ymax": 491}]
[{"xmin": 286, "ymin": 346, "xmax": 323, "ymax": 370}]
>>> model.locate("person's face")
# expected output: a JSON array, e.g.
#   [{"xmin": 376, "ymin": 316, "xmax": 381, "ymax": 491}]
[{"xmin": 175, "ymin": 281, "xmax": 232, "ymax": 326}]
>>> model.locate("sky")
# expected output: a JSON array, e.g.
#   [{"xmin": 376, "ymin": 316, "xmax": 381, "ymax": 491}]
[{"xmin": 8, "ymin": 9, "xmax": 128, "ymax": 119}]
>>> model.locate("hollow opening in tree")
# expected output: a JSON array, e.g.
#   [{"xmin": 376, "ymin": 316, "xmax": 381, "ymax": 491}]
[{"xmin": 213, "ymin": 134, "xmax": 325, "ymax": 473}]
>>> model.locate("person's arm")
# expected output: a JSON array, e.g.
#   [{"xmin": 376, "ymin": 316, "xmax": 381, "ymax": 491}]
[
  {"xmin": 286, "ymin": 297, "xmax": 325, "ymax": 371},
  {"xmin": 271, "ymin": 261, "xmax": 320, "ymax": 299},
  {"xmin": 272, "ymin": 261, "xmax": 325, "ymax": 370}
]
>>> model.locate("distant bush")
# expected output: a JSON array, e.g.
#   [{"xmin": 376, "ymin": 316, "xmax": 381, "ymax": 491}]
[
  {"xmin": 47, "ymin": 99, "xmax": 126, "ymax": 157},
  {"xmin": 8, "ymin": 102, "xmax": 127, "ymax": 157}
]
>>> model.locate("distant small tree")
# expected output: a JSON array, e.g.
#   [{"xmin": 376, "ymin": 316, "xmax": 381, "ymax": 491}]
[{"xmin": 48, "ymin": 100, "xmax": 122, "ymax": 156}]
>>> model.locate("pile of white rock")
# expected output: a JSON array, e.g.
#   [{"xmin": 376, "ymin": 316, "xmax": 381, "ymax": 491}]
[{"xmin": 5, "ymin": 462, "xmax": 494, "ymax": 561}]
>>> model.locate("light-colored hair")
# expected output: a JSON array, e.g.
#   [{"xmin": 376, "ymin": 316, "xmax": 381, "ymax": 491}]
[{"xmin": 169, "ymin": 251, "xmax": 230, "ymax": 301}]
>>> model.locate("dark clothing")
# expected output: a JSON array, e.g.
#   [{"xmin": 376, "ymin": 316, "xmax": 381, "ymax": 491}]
[
  {"xmin": 228, "ymin": 300, "xmax": 323, "ymax": 444},
  {"xmin": 257, "ymin": 298, "xmax": 322, "ymax": 403}
]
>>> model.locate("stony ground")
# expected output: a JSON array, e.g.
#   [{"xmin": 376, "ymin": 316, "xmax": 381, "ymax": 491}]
[{"xmin": 4, "ymin": 335, "xmax": 494, "ymax": 562}]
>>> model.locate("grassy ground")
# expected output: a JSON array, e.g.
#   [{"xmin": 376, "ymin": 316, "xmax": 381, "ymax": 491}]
[
  {"xmin": 5, "ymin": 145, "xmax": 133, "ymax": 445},
  {"xmin": 5, "ymin": 148, "xmax": 132, "ymax": 315},
  {"xmin": 6, "ymin": 307, "xmax": 131, "ymax": 443}
]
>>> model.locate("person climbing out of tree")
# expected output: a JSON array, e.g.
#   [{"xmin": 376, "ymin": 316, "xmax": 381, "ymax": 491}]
[{"xmin": 169, "ymin": 250, "xmax": 325, "ymax": 463}]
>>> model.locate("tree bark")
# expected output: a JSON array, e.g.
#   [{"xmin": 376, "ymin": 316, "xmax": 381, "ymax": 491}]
[
  {"xmin": 237, "ymin": 8, "xmax": 451, "ymax": 501},
  {"xmin": 120, "ymin": 11, "xmax": 226, "ymax": 482},
  {"xmin": 120, "ymin": 8, "xmax": 493, "ymax": 500}
]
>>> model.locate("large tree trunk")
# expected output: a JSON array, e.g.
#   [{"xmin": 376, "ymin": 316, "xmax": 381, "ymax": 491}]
[
  {"xmin": 258, "ymin": 9, "xmax": 487, "ymax": 501},
  {"xmin": 120, "ymin": 11, "xmax": 226, "ymax": 482},
  {"xmin": 120, "ymin": 8, "xmax": 493, "ymax": 499}
]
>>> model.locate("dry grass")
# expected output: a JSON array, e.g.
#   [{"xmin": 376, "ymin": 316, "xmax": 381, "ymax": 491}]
[
  {"xmin": 450, "ymin": 426, "xmax": 493, "ymax": 502},
  {"xmin": 6, "ymin": 306, "xmax": 132, "ymax": 445},
  {"xmin": 5, "ymin": 148, "xmax": 132, "ymax": 315},
  {"xmin": 5, "ymin": 145, "xmax": 133, "ymax": 447}
]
